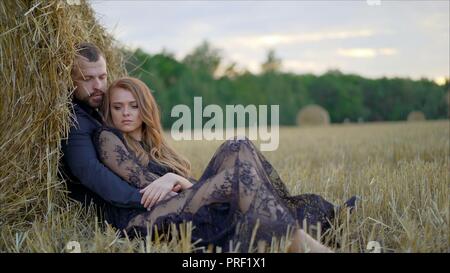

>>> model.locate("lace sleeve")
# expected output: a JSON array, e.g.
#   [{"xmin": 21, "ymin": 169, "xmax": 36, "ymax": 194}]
[{"xmin": 95, "ymin": 129, "xmax": 160, "ymax": 189}]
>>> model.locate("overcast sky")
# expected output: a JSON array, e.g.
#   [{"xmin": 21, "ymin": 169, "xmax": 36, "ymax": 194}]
[{"xmin": 90, "ymin": 0, "xmax": 449, "ymax": 84}]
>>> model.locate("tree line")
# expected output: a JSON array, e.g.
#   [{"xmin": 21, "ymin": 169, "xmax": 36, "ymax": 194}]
[{"xmin": 123, "ymin": 41, "xmax": 449, "ymax": 129}]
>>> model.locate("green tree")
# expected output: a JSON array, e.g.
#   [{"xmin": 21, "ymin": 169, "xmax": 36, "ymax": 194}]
[
  {"xmin": 182, "ymin": 40, "xmax": 221, "ymax": 77},
  {"xmin": 261, "ymin": 49, "xmax": 282, "ymax": 74}
]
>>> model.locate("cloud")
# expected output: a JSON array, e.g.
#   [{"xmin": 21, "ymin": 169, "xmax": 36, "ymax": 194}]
[
  {"xmin": 219, "ymin": 29, "xmax": 375, "ymax": 49},
  {"xmin": 91, "ymin": 1, "xmax": 448, "ymax": 81},
  {"xmin": 337, "ymin": 48, "xmax": 397, "ymax": 58},
  {"xmin": 378, "ymin": 48, "xmax": 397, "ymax": 56},
  {"xmin": 419, "ymin": 12, "xmax": 449, "ymax": 32},
  {"xmin": 186, "ymin": 21, "xmax": 214, "ymax": 35}
]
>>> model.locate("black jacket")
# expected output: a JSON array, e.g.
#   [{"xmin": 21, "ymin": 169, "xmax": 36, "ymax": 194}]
[{"xmin": 60, "ymin": 99, "xmax": 144, "ymax": 209}]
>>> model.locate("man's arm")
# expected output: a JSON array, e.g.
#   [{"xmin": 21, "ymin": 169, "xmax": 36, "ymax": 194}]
[{"xmin": 62, "ymin": 109, "xmax": 144, "ymax": 209}]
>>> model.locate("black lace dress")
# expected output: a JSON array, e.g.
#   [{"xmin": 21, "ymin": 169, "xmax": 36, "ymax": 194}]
[{"xmin": 94, "ymin": 127, "xmax": 357, "ymax": 252}]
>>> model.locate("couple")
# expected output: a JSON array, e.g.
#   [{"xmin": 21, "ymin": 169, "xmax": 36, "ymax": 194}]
[{"xmin": 61, "ymin": 42, "xmax": 357, "ymax": 253}]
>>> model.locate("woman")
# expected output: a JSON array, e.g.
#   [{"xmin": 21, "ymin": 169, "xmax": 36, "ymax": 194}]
[{"xmin": 94, "ymin": 77, "xmax": 356, "ymax": 253}]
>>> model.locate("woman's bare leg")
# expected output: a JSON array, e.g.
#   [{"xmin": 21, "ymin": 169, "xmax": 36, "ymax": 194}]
[{"xmin": 288, "ymin": 228, "xmax": 333, "ymax": 253}]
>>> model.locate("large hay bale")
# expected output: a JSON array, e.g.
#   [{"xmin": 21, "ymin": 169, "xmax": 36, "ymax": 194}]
[
  {"xmin": 296, "ymin": 104, "xmax": 330, "ymax": 126},
  {"xmin": 0, "ymin": 0, "xmax": 126, "ymax": 240},
  {"xmin": 407, "ymin": 111, "xmax": 426, "ymax": 122}
]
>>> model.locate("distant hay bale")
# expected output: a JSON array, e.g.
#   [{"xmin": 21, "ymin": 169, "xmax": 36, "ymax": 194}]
[
  {"xmin": 0, "ymin": 0, "xmax": 126, "ymax": 237},
  {"xmin": 407, "ymin": 111, "xmax": 426, "ymax": 122},
  {"xmin": 297, "ymin": 104, "xmax": 330, "ymax": 126}
]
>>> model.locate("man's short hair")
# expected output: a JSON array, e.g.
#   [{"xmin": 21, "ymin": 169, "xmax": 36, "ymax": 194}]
[{"xmin": 75, "ymin": 42, "xmax": 104, "ymax": 62}]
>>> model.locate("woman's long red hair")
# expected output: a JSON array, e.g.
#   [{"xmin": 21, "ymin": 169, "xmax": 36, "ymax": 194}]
[{"xmin": 102, "ymin": 77, "xmax": 191, "ymax": 177}]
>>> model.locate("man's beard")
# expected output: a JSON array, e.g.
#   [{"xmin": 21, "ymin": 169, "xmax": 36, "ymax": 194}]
[{"xmin": 89, "ymin": 95, "xmax": 103, "ymax": 108}]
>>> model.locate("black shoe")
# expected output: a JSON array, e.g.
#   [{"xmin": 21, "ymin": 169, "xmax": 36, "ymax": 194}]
[{"xmin": 342, "ymin": 195, "xmax": 361, "ymax": 213}]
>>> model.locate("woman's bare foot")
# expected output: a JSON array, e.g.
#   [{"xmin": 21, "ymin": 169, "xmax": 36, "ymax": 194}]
[{"xmin": 288, "ymin": 228, "xmax": 333, "ymax": 253}]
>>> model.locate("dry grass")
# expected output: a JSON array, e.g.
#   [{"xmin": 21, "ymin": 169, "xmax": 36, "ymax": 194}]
[
  {"xmin": 171, "ymin": 120, "xmax": 449, "ymax": 253},
  {"xmin": 2, "ymin": 120, "xmax": 448, "ymax": 252}
]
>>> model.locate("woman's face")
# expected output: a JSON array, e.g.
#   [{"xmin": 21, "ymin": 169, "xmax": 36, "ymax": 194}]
[{"xmin": 109, "ymin": 87, "xmax": 143, "ymax": 138}]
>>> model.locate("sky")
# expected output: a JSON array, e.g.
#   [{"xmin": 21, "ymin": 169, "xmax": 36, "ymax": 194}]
[{"xmin": 90, "ymin": 0, "xmax": 449, "ymax": 84}]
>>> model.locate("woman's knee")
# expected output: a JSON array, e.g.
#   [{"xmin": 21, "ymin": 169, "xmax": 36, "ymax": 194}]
[{"xmin": 223, "ymin": 136, "xmax": 255, "ymax": 151}]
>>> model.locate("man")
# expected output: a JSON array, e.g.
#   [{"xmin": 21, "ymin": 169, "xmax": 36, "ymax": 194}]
[{"xmin": 60, "ymin": 43, "xmax": 146, "ymax": 229}]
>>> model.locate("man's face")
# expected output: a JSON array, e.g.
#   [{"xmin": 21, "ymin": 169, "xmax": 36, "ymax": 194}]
[{"xmin": 71, "ymin": 55, "xmax": 107, "ymax": 108}]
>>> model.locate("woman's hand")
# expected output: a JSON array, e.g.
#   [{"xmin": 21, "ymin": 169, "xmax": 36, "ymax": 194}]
[
  {"xmin": 140, "ymin": 173, "xmax": 177, "ymax": 209},
  {"xmin": 140, "ymin": 172, "xmax": 193, "ymax": 210}
]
